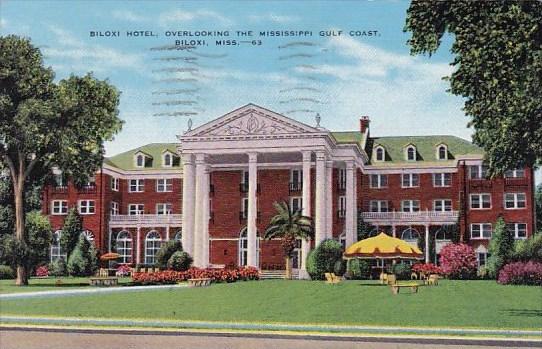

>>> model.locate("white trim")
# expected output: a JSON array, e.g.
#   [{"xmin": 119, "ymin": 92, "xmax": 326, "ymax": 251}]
[
  {"xmin": 506, "ymin": 222, "xmax": 528, "ymax": 239},
  {"xmin": 405, "ymin": 145, "xmax": 417, "ymax": 161},
  {"xmin": 470, "ymin": 223, "xmax": 492, "ymax": 240},
  {"xmin": 156, "ymin": 178, "xmax": 173, "ymax": 192},
  {"xmin": 470, "ymin": 193, "xmax": 492, "ymax": 210},
  {"xmin": 51, "ymin": 200, "xmax": 68, "ymax": 215},
  {"xmin": 374, "ymin": 146, "xmax": 385, "ymax": 162},
  {"xmin": 78, "ymin": 200, "xmax": 95, "ymax": 215},
  {"xmin": 162, "ymin": 151, "xmax": 174, "ymax": 168},
  {"xmin": 128, "ymin": 179, "xmax": 145, "ymax": 193},
  {"xmin": 111, "ymin": 177, "xmax": 119, "ymax": 191},
  {"xmin": 433, "ymin": 199, "xmax": 452, "ymax": 212},
  {"xmin": 128, "ymin": 203, "xmax": 144, "ymax": 215},
  {"xmin": 504, "ymin": 192, "xmax": 527, "ymax": 210},
  {"xmin": 436, "ymin": 143, "xmax": 448, "ymax": 160},
  {"xmin": 433, "ymin": 172, "xmax": 452, "ymax": 187},
  {"xmin": 401, "ymin": 173, "xmax": 419, "ymax": 188}
]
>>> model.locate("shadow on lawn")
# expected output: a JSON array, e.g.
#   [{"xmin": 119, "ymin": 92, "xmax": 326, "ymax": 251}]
[{"xmin": 502, "ymin": 309, "xmax": 542, "ymax": 317}]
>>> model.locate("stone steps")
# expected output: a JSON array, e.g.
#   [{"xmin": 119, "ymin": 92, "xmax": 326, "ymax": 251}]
[{"xmin": 259, "ymin": 270, "xmax": 299, "ymax": 280}]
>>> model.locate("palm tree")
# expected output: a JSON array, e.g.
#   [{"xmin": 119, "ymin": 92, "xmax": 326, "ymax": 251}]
[{"xmin": 264, "ymin": 201, "xmax": 313, "ymax": 279}]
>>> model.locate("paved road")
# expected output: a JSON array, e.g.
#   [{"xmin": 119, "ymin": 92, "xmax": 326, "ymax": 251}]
[{"xmin": 1, "ymin": 329, "xmax": 541, "ymax": 349}]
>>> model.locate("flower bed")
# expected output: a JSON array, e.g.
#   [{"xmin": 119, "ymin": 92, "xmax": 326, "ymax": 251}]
[
  {"xmin": 132, "ymin": 267, "xmax": 259, "ymax": 285},
  {"xmin": 497, "ymin": 261, "xmax": 542, "ymax": 286},
  {"xmin": 411, "ymin": 263, "xmax": 443, "ymax": 275},
  {"xmin": 35, "ymin": 265, "xmax": 49, "ymax": 277}
]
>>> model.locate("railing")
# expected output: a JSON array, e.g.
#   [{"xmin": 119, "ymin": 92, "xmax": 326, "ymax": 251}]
[
  {"xmin": 109, "ymin": 214, "xmax": 182, "ymax": 226},
  {"xmin": 504, "ymin": 178, "xmax": 529, "ymax": 187},
  {"xmin": 77, "ymin": 185, "xmax": 97, "ymax": 194},
  {"xmin": 468, "ymin": 180, "xmax": 492, "ymax": 190},
  {"xmin": 51, "ymin": 186, "xmax": 68, "ymax": 194},
  {"xmin": 360, "ymin": 210, "xmax": 459, "ymax": 223},
  {"xmin": 288, "ymin": 182, "xmax": 302, "ymax": 193}
]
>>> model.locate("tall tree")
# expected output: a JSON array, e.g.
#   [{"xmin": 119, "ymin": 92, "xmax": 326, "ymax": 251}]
[
  {"xmin": 264, "ymin": 201, "xmax": 313, "ymax": 279},
  {"xmin": 60, "ymin": 208, "xmax": 83, "ymax": 259},
  {"xmin": 0, "ymin": 35, "xmax": 123, "ymax": 285},
  {"xmin": 487, "ymin": 217, "xmax": 515, "ymax": 278},
  {"xmin": 405, "ymin": 1, "xmax": 542, "ymax": 175}
]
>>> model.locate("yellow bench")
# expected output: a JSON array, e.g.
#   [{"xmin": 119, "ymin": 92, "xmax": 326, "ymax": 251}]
[
  {"xmin": 390, "ymin": 282, "xmax": 419, "ymax": 294},
  {"xmin": 325, "ymin": 273, "xmax": 341, "ymax": 285}
]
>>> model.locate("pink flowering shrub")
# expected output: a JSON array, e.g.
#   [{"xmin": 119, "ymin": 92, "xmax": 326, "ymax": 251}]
[
  {"xmin": 497, "ymin": 261, "xmax": 542, "ymax": 286},
  {"xmin": 439, "ymin": 243, "xmax": 477, "ymax": 279},
  {"xmin": 411, "ymin": 263, "xmax": 443, "ymax": 275},
  {"xmin": 35, "ymin": 265, "xmax": 49, "ymax": 277},
  {"xmin": 116, "ymin": 264, "xmax": 132, "ymax": 277},
  {"xmin": 131, "ymin": 267, "xmax": 259, "ymax": 285}
]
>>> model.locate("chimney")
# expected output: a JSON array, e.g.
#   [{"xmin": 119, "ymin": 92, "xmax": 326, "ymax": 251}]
[{"xmin": 360, "ymin": 116, "xmax": 370, "ymax": 133}]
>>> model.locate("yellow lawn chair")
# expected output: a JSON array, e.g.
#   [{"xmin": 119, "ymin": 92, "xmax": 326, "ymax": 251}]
[{"xmin": 325, "ymin": 272, "xmax": 342, "ymax": 285}]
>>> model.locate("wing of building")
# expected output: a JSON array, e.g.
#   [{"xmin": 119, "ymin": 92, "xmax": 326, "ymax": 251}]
[{"xmin": 42, "ymin": 104, "xmax": 536, "ymax": 275}]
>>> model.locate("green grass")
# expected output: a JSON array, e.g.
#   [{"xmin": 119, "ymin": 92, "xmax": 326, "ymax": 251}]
[
  {"xmin": 1, "ymin": 280, "xmax": 541, "ymax": 329},
  {"xmin": 0, "ymin": 277, "xmax": 132, "ymax": 294}
]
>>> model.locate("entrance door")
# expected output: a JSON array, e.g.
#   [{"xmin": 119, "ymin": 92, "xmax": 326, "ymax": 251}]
[{"xmin": 291, "ymin": 239, "xmax": 302, "ymax": 269}]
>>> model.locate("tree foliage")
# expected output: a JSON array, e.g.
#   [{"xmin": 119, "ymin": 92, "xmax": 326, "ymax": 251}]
[
  {"xmin": 67, "ymin": 234, "xmax": 96, "ymax": 277},
  {"xmin": 306, "ymin": 239, "xmax": 343, "ymax": 280},
  {"xmin": 405, "ymin": 1, "xmax": 542, "ymax": 175},
  {"xmin": 60, "ymin": 208, "xmax": 82, "ymax": 259},
  {"xmin": 536, "ymin": 183, "xmax": 542, "ymax": 230},
  {"xmin": 487, "ymin": 217, "xmax": 515, "ymax": 278},
  {"xmin": 154, "ymin": 240, "xmax": 183, "ymax": 269}
]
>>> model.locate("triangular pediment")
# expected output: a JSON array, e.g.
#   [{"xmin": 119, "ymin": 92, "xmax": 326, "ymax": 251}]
[{"xmin": 186, "ymin": 104, "xmax": 321, "ymax": 137}]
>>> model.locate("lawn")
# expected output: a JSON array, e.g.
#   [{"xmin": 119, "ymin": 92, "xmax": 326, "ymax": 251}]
[
  {"xmin": 0, "ymin": 277, "xmax": 132, "ymax": 294},
  {"xmin": 1, "ymin": 279, "xmax": 541, "ymax": 329}
]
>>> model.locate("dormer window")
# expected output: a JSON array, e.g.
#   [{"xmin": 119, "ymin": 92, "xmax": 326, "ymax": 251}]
[
  {"xmin": 375, "ymin": 146, "xmax": 385, "ymax": 162},
  {"xmin": 437, "ymin": 144, "xmax": 448, "ymax": 160},
  {"xmin": 406, "ymin": 145, "xmax": 416, "ymax": 161},
  {"xmin": 136, "ymin": 154, "xmax": 145, "ymax": 168},
  {"xmin": 163, "ymin": 152, "xmax": 173, "ymax": 167}
]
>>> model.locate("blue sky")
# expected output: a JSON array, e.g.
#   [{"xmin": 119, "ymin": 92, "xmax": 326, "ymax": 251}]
[{"xmin": 1, "ymin": 0, "xmax": 539, "ymax": 183}]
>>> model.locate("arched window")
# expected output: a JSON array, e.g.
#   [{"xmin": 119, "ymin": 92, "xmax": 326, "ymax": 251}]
[
  {"xmin": 401, "ymin": 228, "xmax": 420, "ymax": 246},
  {"xmin": 81, "ymin": 230, "xmax": 94, "ymax": 244},
  {"xmin": 117, "ymin": 231, "xmax": 132, "ymax": 264},
  {"xmin": 145, "ymin": 230, "xmax": 162, "ymax": 265},
  {"xmin": 375, "ymin": 147, "xmax": 385, "ymax": 161},
  {"xmin": 238, "ymin": 228, "xmax": 259, "ymax": 267},
  {"xmin": 437, "ymin": 145, "xmax": 447, "ymax": 160},
  {"xmin": 135, "ymin": 154, "xmax": 144, "ymax": 168},
  {"xmin": 174, "ymin": 230, "xmax": 182, "ymax": 242},
  {"xmin": 50, "ymin": 230, "xmax": 66, "ymax": 262},
  {"xmin": 338, "ymin": 232, "xmax": 346, "ymax": 250},
  {"xmin": 163, "ymin": 153, "xmax": 172, "ymax": 167},
  {"xmin": 406, "ymin": 146, "xmax": 416, "ymax": 161},
  {"xmin": 435, "ymin": 228, "xmax": 453, "ymax": 241}
]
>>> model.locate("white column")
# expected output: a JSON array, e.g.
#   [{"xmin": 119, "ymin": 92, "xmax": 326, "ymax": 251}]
[
  {"xmin": 108, "ymin": 227, "xmax": 112, "ymax": 252},
  {"xmin": 181, "ymin": 154, "xmax": 195, "ymax": 256},
  {"xmin": 353, "ymin": 167, "xmax": 358, "ymax": 242},
  {"xmin": 392, "ymin": 225, "xmax": 397, "ymax": 238},
  {"xmin": 166, "ymin": 225, "xmax": 170, "ymax": 241},
  {"xmin": 300, "ymin": 151, "xmax": 312, "ymax": 279},
  {"xmin": 193, "ymin": 154, "xmax": 207, "ymax": 267},
  {"xmin": 247, "ymin": 152, "xmax": 258, "ymax": 267},
  {"xmin": 345, "ymin": 161, "xmax": 356, "ymax": 247},
  {"xmin": 201, "ymin": 166, "xmax": 210, "ymax": 267},
  {"xmin": 136, "ymin": 226, "xmax": 141, "ymax": 264},
  {"xmin": 314, "ymin": 151, "xmax": 326, "ymax": 246},
  {"xmin": 425, "ymin": 224, "xmax": 430, "ymax": 263},
  {"xmin": 326, "ymin": 160, "xmax": 333, "ymax": 239}
]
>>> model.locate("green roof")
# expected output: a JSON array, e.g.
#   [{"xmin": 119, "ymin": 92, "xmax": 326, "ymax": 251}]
[
  {"xmin": 331, "ymin": 131, "xmax": 366, "ymax": 147},
  {"xmin": 365, "ymin": 135, "xmax": 483, "ymax": 165},
  {"xmin": 105, "ymin": 143, "xmax": 180, "ymax": 171}
]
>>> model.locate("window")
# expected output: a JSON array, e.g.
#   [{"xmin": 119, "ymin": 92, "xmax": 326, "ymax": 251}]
[
  {"xmin": 117, "ymin": 231, "xmax": 132, "ymax": 263},
  {"xmin": 338, "ymin": 196, "xmax": 346, "ymax": 217},
  {"xmin": 507, "ymin": 223, "xmax": 527, "ymax": 239},
  {"xmin": 111, "ymin": 177, "xmax": 119, "ymax": 191},
  {"xmin": 81, "ymin": 230, "xmax": 94, "ymax": 243},
  {"xmin": 469, "ymin": 165, "xmax": 488, "ymax": 179},
  {"xmin": 401, "ymin": 200, "xmax": 420, "ymax": 212},
  {"xmin": 504, "ymin": 193, "xmax": 526, "ymax": 209},
  {"xmin": 406, "ymin": 145, "xmax": 416, "ymax": 161},
  {"xmin": 437, "ymin": 145, "xmax": 448, "ymax": 160},
  {"xmin": 135, "ymin": 154, "xmax": 145, "ymax": 168},
  {"xmin": 86, "ymin": 175, "xmax": 96, "ymax": 187},
  {"xmin": 163, "ymin": 152, "xmax": 173, "ymax": 167},
  {"xmin": 129, "ymin": 179, "xmax": 144, "ymax": 192},
  {"xmin": 433, "ymin": 199, "xmax": 452, "ymax": 212},
  {"xmin": 370, "ymin": 174, "xmax": 388, "ymax": 188},
  {"xmin": 156, "ymin": 178, "xmax": 173, "ymax": 192},
  {"xmin": 471, "ymin": 223, "xmax": 492, "ymax": 239},
  {"xmin": 156, "ymin": 203, "xmax": 172, "ymax": 215},
  {"xmin": 370, "ymin": 200, "xmax": 388, "ymax": 212},
  {"xmin": 433, "ymin": 173, "xmax": 451, "ymax": 187},
  {"xmin": 290, "ymin": 169, "xmax": 302, "ymax": 185},
  {"xmin": 241, "ymin": 198, "xmax": 249, "ymax": 219},
  {"xmin": 145, "ymin": 231, "xmax": 162, "ymax": 264},
  {"xmin": 78, "ymin": 200, "xmax": 95, "ymax": 215},
  {"xmin": 128, "ymin": 204, "xmax": 144, "ymax": 215},
  {"xmin": 174, "ymin": 230, "xmax": 182, "ymax": 241},
  {"xmin": 50, "ymin": 230, "xmax": 66, "ymax": 262},
  {"xmin": 110, "ymin": 201, "xmax": 119, "ymax": 216},
  {"xmin": 401, "ymin": 228, "xmax": 420, "ymax": 241},
  {"xmin": 375, "ymin": 146, "xmax": 385, "ymax": 161},
  {"xmin": 242, "ymin": 170, "xmax": 249, "ymax": 184},
  {"xmin": 504, "ymin": 169, "xmax": 525, "ymax": 178},
  {"xmin": 401, "ymin": 173, "xmax": 419, "ymax": 188},
  {"xmin": 477, "ymin": 252, "xmax": 488, "ymax": 268},
  {"xmin": 338, "ymin": 168, "xmax": 346, "ymax": 189},
  {"xmin": 51, "ymin": 200, "xmax": 68, "ymax": 215},
  {"xmin": 238, "ymin": 229, "xmax": 260, "ymax": 267},
  {"xmin": 54, "ymin": 173, "xmax": 65, "ymax": 187},
  {"xmin": 470, "ymin": 193, "xmax": 491, "ymax": 209},
  {"xmin": 290, "ymin": 197, "xmax": 303, "ymax": 213}
]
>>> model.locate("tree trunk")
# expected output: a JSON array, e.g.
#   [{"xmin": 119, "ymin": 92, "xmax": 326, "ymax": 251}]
[
  {"xmin": 284, "ymin": 257, "xmax": 292, "ymax": 280},
  {"xmin": 14, "ymin": 176, "xmax": 28, "ymax": 286}
]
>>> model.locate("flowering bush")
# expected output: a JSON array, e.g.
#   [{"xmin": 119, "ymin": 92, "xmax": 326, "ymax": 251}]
[
  {"xmin": 411, "ymin": 263, "xmax": 443, "ymax": 275},
  {"xmin": 497, "ymin": 261, "xmax": 542, "ymax": 286},
  {"xmin": 35, "ymin": 265, "xmax": 49, "ymax": 277},
  {"xmin": 131, "ymin": 267, "xmax": 259, "ymax": 285},
  {"xmin": 116, "ymin": 264, "xmax": 132, "ymax": 277},
  {"xmin": 439, "ymin": 243, "xmax": 478, "ymax": 279}
]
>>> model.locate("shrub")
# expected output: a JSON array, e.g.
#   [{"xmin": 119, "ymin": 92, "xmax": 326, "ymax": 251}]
[
  {"xmin": 439, "ymin": 243, "xmax": 477, "ymax": 279},
  {"xmin": 486, "ymin": 217, "xmax": 515, "ymax": 278},
  {"xmin": 35, "ymin": 265, "xmax": 49, "ymax": 277},
  {"xmin": 60, "ymin": 208, "xmax": 82, "ymax": 258},
  {"xmin": 497, "ymin": 261, "xmax": 542, "ymax": 286},
  {"xmin": 131, "ymin": 267, "xmax": 259, "ymax": 285},
  {"xmin": 0, "ymin": 264, "xmax": 15, "ymax": 279},
  {"xmin": 333, "ymin": 259, "xmax": 346, "ymax": 276},
  {"xmin": 411, "ymin": 263, "xmax": 443, "ymax": 275},
  {"xmin": 155, "ymin": 240, "xmax": 183, "ymax": 269},
  {"xmin": 67, "ymin": 235, "xmax": 92, "ymax": 277},
  {"xmin": 167, "ymin": 251, "xmax": 193, "ymax": 271},
  {"xmin": 48, "ymin": 259, "xmax": 67, "ymax": 277},
  {"xmin": 392, "ymin": 263, "xmax": 411, "ymax": 280},
  {"xmin": 347, "ymin": 259, "xmax": 371, "ymax": 280},
  {"xmin": 512, "ymin": 233, "xmax": 542, "ymax": 263},
  {"xmin": 306, "ymin": 239, "xmax": 343, "ymax": 280}
]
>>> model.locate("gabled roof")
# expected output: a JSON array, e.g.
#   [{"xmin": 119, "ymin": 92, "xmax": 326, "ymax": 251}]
[
  {"xmin": 365, "ymin": 135, "xmax": 483, "ymax": 165},
  {"xmin": 331, "ymin": 131, "xmax": 367, "ymax": 148},
  {"xmin": 105, "ymin": 143, "xmax": 180, "ymax": 171}
]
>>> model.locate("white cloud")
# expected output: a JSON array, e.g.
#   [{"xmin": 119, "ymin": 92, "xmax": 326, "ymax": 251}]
[
  {"xmin": 0, "ymin": 18, "xmax": 6, "ymax": 28},
  {"xmin": 111, "ymin": 10, "xmax": 148, "ymax": 23},
  {"xmin": 248, "ymin": 13, "xmax": 300, "ymax": 24},
  {"xmin": 159, "ymin": 9, "xmax": 233, "ymax": 27}
]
